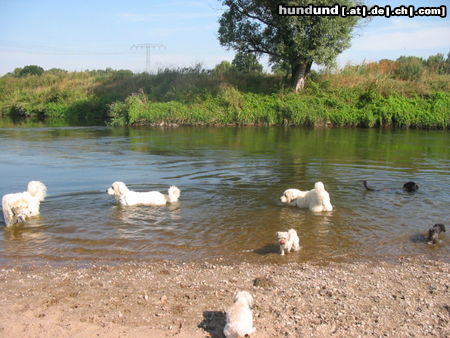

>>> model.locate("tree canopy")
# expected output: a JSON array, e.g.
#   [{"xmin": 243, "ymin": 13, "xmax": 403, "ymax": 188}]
[
  {"xmin": 12, "ymin": 65, "xmax": 45, "ymax": 77},
  {"xmin": 218, "ymin": 0, "xmax": 362, "ymax": 91},
  {"xmin": 232, "ymin": 52, "xmax": 263, "ymax": 73}
]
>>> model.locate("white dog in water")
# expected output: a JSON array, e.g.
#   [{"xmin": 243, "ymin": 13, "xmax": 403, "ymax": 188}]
[
  {"xmin": 223, "ymin": 291, "xmax": 256, "ymax": 338},
  {"xmin": 280, "ymin": 182, "xmax": 333, "ymax": 212},
  {"xmin": 107, "ymin": 181, "xmax": 180, "ymax": 206},
  {"xmin": 279, "ymin": 188, "xmax": 308, "ymax": 206},
  {"xmin": 2, "ymin": 181, "xmax": 47, "ymax": 226},
  {"xmin": 276, "ymin": 228, "xmax": 301, "ymax": 255}
]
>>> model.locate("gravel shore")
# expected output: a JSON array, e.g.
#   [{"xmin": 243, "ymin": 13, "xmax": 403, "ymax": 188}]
[{"xmin": 0, "ymin": 257, "xmax": 449, "ymax": 337}]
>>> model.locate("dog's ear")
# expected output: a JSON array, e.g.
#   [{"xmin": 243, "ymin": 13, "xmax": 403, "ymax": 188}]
[
  {"xmin": 232, "ymin": 290, "xmax": 240, "ymax": 302},
  {"xmin": 246, "ymin": 292, "xmax": 254, "ymax": 307},
  {"xmin": 285, "ymin": 190, "xmax": 294, "ymax": 202}
]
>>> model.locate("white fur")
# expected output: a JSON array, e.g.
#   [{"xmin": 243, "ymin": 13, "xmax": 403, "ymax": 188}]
[
  {"xmin": 281, "ymin": 182, "xmax": 333, "ymax": 212},
  {"xmin": 223, "ymin": 291, "xmax": 256, "ymax": 338},
  {"xmin": 295, "ymin": 182, "xmax": 333, "ymax": 212},
  {"xmin": 276, "ymin": 228, "xmax": 301, "ymax": 255},
  {"xmin": 2, "ymin": 181, "xmax": 47, "ymax": 226},
  {"xmin": 107, "ymin": 181, "xmax": 180, "ymax": 206},
  {"xmin": 280, "ymin": 188, "xmax": 308, "ymax": 206}
]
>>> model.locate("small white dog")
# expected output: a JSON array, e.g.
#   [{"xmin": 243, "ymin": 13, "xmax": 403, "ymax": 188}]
[
  {"xmin": 2, "ymin": 181, "xmax": 47, "ymax": 226},
  {"xmin": 107, "ymin": 181, "xmax": 180, "ymax": 206},
  {"xmin": 276, "ymin": 228, "xmax": 301, "ymax": 255},
  {"xmin": 223, "ymin": 291, "xmax": 256, "ymax": 338},
  {"xmin": 279, "ymin": 188, "xmax": 308, "ymax": 206}
]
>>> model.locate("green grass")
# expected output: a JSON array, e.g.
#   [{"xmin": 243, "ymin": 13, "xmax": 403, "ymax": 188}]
[{"xmin": 1, "ymin": 59, "xmax": 449, "ymax": 128}]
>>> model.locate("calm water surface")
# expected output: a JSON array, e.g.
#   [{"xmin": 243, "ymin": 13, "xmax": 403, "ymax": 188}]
[{"xmin": 0, "ymin": 126, "xmax": 448, "ymax": 266}]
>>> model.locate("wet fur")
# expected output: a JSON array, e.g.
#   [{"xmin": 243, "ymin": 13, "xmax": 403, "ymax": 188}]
[
  {"xmin": 107, "ymin": 181, "xmax": 180, "ymax": 206},
  {"xmin": 363, "ymin": 180, "xmax": 419, "ymax": 193},
  {"xmin": 293, "ymin": 182, "xmax": 333, "ymax": 212},
  {"xmin": 276, "ymin": 229, "xmax": 301, "ymax": 256},
  {"xmin": 2, "ymin": 181, "xmax": 47, "ymax": 226},
  {"xmin": 428, "ymin": 224, "xmax": 445, "ymax": 244}
]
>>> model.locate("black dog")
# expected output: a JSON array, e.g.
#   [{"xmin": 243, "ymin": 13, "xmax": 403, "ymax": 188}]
[
  {"xmin": 403, "ymin": 181, "xmax": 419, "ymax": 193},
  {"xmin": 363, "ymin": 180, "xmax": 419, "ymax": 192},
  {"xmin": 428, "ymin": 224, "xmax": 446, "ymax": 244}
]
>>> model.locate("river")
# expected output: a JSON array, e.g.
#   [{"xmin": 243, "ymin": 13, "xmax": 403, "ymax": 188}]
[{"xmin": 0, "ymin": 125, "xmax": 448, "ymax": 265}]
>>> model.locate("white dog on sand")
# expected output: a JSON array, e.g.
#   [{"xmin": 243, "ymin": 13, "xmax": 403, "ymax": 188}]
[
  {"xmin": 276, "ymin": 229, "xmax": 301, "ymax": 255},
  {"xmin": 280, "ymin": 182, "xmax": 333, "ymax": 212},
  {"xmin": 2, "ymin": 181, "xmax": 47, "ymax": 226},
  {"xmin": 223, "ymin": 291, "xmax": 256, "ymax": 338},
  {"xmin": 107, "ymin": 181, "xmax": 180, "ymax": 206}
]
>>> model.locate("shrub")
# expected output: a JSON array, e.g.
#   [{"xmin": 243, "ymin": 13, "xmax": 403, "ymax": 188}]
[{"xmin": 394, "ymin": 56, "xmax": 424, "ymax": 81}]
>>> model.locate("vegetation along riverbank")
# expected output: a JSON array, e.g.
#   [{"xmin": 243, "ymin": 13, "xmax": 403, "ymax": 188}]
[{"xmin": 0, "ymin": 55, "xmax": 449, "ymax": 128}]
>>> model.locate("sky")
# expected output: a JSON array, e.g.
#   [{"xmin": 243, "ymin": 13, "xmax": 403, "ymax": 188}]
[{"xmin": 0, "ymin": 0, "xmax": 449, "ymax": 75}]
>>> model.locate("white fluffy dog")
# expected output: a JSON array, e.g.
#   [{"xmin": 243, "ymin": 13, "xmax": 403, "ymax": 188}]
[
  {"xmin": 107, "ymin": 181, "xmax": 180, "ymax": 206},
  {"xmin": 2, "ymin": 181, "xmax": 47, "ymax": 226},
  {"xmin": 276, "ymin": 228, "xmax": 301, "ymax": 255},
  {"xmin": 280, "ymin": 182, "xmax": 333, "ymax": 212},
  {"xmin": 223, "ymin": 291, "xmax": 256, "ymax": 338},
  {"xmin": 279, "ymin": 188, "xmax": 308, "ymax": 206},
  {"xmin": 295, "ymin": 182, "xmax": 333, "ymax": 212}
]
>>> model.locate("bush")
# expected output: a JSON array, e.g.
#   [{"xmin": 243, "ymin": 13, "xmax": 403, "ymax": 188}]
[{"xmin": 394, "ymin": 56, "xmax": 424, "ymax": 81}]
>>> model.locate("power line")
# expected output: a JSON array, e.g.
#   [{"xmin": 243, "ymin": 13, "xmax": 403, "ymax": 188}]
[{"xmin": 131, "ymin": 43, "xmax": 165, "ymax": 73}]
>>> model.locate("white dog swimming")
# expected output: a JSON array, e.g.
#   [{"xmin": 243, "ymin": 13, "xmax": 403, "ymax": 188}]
[
  {"xmin": 276, "ymin": 229, "xmax": 301, "ymax": 255},
  {"xmin": 107, "ymin": 181, "xmax": 180, "ymax": 206},
  {"xmin": 279, "ymin": 188, "xmax": 308, "ymax": 206},
  {"xmin": 223, "ymin": 291, "xmax": 256, "ymax": 338},
  {"xmin": 2, "ymin": 181, "xmax": 47, "ymax": 226},
  {"xmin": 280, "ymin": 182, "xmax": 333, "ymax": 212}
]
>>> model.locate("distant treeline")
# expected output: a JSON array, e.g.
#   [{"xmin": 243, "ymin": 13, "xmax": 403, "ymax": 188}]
[{"xmin": 0, "ymin": 53, "xmax": 449, "ymax": 128}]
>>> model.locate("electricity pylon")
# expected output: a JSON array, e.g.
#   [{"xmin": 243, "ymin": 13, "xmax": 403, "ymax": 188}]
[{"xmin": 131, "ymin": 43, "xmax": 165, "ymax": 73}]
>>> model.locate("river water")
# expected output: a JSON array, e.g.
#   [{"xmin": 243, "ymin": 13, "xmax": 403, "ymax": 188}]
[{"xmin": 0, "ymin": 126, "xmax": 448, "ymax": 266}]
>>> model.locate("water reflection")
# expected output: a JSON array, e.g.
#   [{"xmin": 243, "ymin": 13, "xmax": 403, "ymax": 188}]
[{"xmin": 0, "ymin": 126, "xmax": 448, "ymax": 265}]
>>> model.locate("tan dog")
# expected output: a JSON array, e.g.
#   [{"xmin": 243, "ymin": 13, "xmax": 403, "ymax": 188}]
[
  {"xmin": 223, "ymin": 291, "xmax": 256, "ymax": 338},
  {"xmin": 276, "ymin": 229, "xmax": 301, "ymax": 255}
]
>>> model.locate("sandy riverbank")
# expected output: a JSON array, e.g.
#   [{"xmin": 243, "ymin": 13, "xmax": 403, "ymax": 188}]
[{"xmin": 0, "ymin": 257, "xmax": 449, "ymax": 337}]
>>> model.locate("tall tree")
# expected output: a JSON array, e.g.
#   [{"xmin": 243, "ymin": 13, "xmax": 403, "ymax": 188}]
[{"xmin": 218, "ymin": 0, "xmax": 362, "ymax": 92}]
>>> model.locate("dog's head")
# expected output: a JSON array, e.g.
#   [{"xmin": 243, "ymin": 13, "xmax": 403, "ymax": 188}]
[
  {"xmin": 428, "ymin": 224, "xmax": 445, "ymax": 243},
  {"xmin": 435, "ymin": 224, "xmax": 446, "ymax": 233},
  {"xmin": 280, "ymin": 189, "xmax": 299, "ymax": 204},
  {"xmin": 107, "ymin": 181, "xmax": 129, "ymax": 197},
  {"xmin": 403, "ymin": 181, "xmax": 418, "ymax": 192},
  {"xmin": 27, "ymin": 181, "xmax": 47, "ymax": 201},
  {"xmin": 233, "ymin": 291, "xmax": 253, "ymax": 307},
  {"xmin": 276, "ymin": 231, "xmax": 290, "ymax": 245}
]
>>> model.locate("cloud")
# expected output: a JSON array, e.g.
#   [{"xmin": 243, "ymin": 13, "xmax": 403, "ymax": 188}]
[{"xmin": 353, "ymin": 19, "xmax": 450, "ymax": 51}]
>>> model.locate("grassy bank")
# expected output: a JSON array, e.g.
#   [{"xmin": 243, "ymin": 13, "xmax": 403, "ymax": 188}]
[{"xmin": 0, "ymin": 58, "xmax": 449, "ymax": 128}]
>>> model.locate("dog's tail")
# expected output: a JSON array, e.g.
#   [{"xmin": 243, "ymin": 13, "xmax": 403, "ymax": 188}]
[
  {"xmin": 167, "ymin": 186, "xmax": 181, "ymax": 203},
  {"xmin": 288, "ymin": 229, "xmax": 297, "ymax": 238},
  {"xmin": 314, "ymin": 182, "xmax": 325, "ymax": 191},
  {"xmin": 363, "ymin": 180, "xmax": 377, "ymax": 191},
  {"xmin": 27, "ymin": 181, "xmax": 47, "ymax": 201}
]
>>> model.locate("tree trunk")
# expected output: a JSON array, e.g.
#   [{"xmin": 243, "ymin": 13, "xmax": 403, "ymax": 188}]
[{"xmin": 291, "ymin": 61, "xmax": 312, "ymax": 93}]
